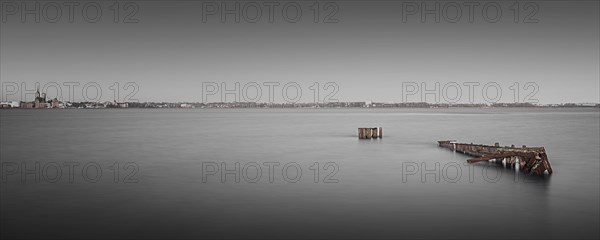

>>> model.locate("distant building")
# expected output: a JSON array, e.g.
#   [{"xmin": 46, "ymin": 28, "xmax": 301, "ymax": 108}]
[
  {"xmin": 20, "ymin": 101, "xmax": 34, "ymax": 108},
  {"xmin": 180, "ymin": 103, "xmax": 194, "ymax": 108},
  {"xmin": 1, "ymin": 101, "xmax": 21, "ymax": 108},
  {"xmin": 105, "ymin": 100, "xmax": 128, "ymax": 108},
  {"xmin": 51, "ymin": 98, "xmax": 60, "ymax": 108},
  {"xmin": 34, "ymin": 90, "xmax": 47, "ymax": 108},
  {"xmin": 117, "ymin": 102, "xmax": 128, "ymax": 108}
]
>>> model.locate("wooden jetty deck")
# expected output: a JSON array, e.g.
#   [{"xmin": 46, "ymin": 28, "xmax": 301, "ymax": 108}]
[{"xmin": 438, "ymin": 140, "xmax": 553, "ymax": 175}]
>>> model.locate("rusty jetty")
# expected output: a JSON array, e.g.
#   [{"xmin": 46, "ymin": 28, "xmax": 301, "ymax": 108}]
[
  {"xmin": 438, "ymin": 140, "xmax": 553, "ymax": 175},
  {"xmin": 358, "ymin": 127, "xmax": 383, "ymax": 139}
]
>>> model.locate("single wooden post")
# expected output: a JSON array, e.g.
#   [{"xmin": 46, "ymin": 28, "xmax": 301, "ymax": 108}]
[
  {"xmin": 371, "ymin": 128, "xmax": 378, "ymax": 138},
  {"xmin": 358, "ymin": 128, "xmax": 366, "ymax": 139},
  {"xmin": 379, "ymin": 127, "xmax": 383, "ymax": 138},
  {"xmin": 365, "ymin": 128, "xmax": 372, "ymax": 139}
]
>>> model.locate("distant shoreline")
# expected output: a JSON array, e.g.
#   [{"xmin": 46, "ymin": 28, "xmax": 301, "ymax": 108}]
[{"xmin": 1, "ymin": 103, "xmax": 599, "ymax": 110}]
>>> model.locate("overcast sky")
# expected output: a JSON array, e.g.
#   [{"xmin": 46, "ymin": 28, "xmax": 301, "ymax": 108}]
[{"xmin": 1, "ymin": 0, "xmax": 598, "ymax": 104}]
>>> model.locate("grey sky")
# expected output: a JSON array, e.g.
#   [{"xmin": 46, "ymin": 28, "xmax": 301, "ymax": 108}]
[{"xmin": 1, "ymin": 0, "xmax": 598, "ymax": 104}]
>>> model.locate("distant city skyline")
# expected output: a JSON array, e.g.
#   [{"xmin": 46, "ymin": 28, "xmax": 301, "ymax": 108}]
[{"xmin": 1, "ymin": 86, "xmax": 598, "ymax": 110}]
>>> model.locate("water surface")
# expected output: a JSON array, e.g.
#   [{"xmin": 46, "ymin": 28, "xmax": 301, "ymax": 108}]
[{"xmin": 1, "ymin": 108, "xmax": 598, "ymax": 239}]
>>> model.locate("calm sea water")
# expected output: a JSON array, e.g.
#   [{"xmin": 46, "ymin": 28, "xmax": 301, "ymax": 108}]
[{"xmin": 1, "ymin": 108, "xmax": 599, "ymax": 239}]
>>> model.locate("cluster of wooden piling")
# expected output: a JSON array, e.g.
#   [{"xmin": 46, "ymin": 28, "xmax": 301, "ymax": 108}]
[
  {"xmin": 358, "ymin": 127, "xmax": 383, "ymax": 139},
  {"xmin": 438, "ymin": 140, "xmax": 553, "ymax": 175}
]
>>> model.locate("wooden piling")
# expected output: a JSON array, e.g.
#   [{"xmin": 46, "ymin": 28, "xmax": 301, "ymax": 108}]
[{"xmin": 358, "ymin": 127, "xmax": 383, "ymax": 139}]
